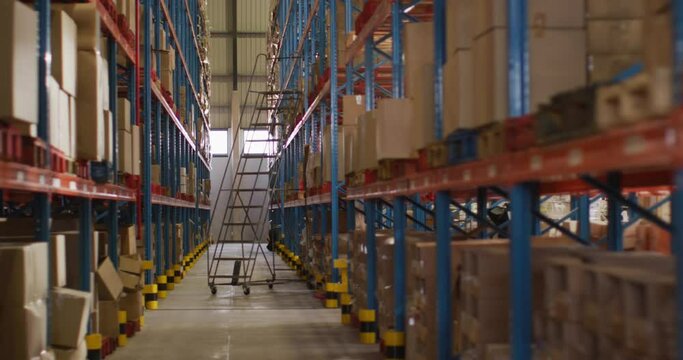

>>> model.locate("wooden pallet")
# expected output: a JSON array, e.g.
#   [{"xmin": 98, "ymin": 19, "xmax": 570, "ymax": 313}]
[
  {"xmin": 504, "ymin": 115, "xmax": 536, "ymax": 152},
  {"xmin": 0, "ymin": 121, "xmax": 22, "ymax": 162},
  {"xmin": 536, "ymin": 86, "xmax": 598, "ymax": 145},
  {"xmin": 477, "ymin": 123, "xmax": 505, "ymax": 159},
  {"xmin": 597, "ymin": 70, "xmax": 673, "ymax": 130}
]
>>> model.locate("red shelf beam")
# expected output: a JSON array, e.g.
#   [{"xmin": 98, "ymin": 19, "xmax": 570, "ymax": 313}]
[
  {"xmin": 347, "ymin": 115, "xmax": 682, "ymax": 200},
  {"xmin": 92, "ymin": 0, "xmax": 136, "ymax": 63},
  {"xmin": 151, "ymin": 193, "xmax": 210, "ymax": 210}
]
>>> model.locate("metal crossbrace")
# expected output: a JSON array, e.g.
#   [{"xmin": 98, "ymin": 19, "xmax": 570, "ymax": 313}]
[
  {"xmin": 378, "ymin": 198, "xmax": 433, "ymax": 232},
  {"xmin": 595, "ymin": 196, "xmax": 672, "ymax": 245},
  {"xmin": 580, "ymin": 175, "xmax": 672, "ymax": 232},
  {"xmin": 208, "ymin": 54, "xmax": 301, "ymax": 293},
  {"xmin": 540, "ymin": 195, "xmax": 601, "ymax": 235},
  {"xmin": 449, "ymin": 201, "xmax": 501, "ymax": 237}
]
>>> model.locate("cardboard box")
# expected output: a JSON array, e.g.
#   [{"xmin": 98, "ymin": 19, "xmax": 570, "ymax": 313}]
[
  {"xmin": 587, "ymin": 19, "xmax": 643, "ymax": 54},
  {"xmin": 376, "ymin": 98, "xmax": 417, "ymax": 159},
  {"xmin": 121, "ymin": 226, "xmax": 136, "ymax": 255},
  {"xmin": 444, "ymin": 49, "xmax": 474, "ymax": 133},
  {"xmin": 63, "ymin": 232, "xmax": 99, "ymax": 289},
  {"xmin": 100, "ymin": 56, "xmax": 110, "ymax": 111},
  {"xmin": 0, "ymin": 299, "xmax": 47, "ymax": 359},
  {"xmin": 104, "ymin": 110, "xmax": 114, "ymax": 163},
  {"xmin": 528, "ymin": 0, "xmax": 585, "ymax": 28},
  {"xmin": 644, "ymin": 10, "xmax": 673, "ymax": 73},
  {"xmin": 53, "ymin": 341, "xmax": 87, "ymax": 360},
  {"xmin": 60, "ymin": 90, "xmax": 72, "ymax": 158},
  {"xmin": 447, "ymin": 0, "xmax": 473, "ymax": 54},
  {"xmin": 159, "ymin": 49, "xmax": 176, "ymax": 71},
  {"xmin": 97, "ymin": 300, "xmax": 119, "ymax": 338},
  {"xmin": 589, "ymin": 53, "xmax": 641, "ymax": 83},
  {"xmin": 76, "ymin": 50, "xmax": 105, "ymax": 161},
  {"xmin": 355, "ymin": 111, "xmax": 378, "ymax": 171},
  {"xmin": 49, "ymin": 76, "xmax": 62, "ymax": 154},
  {"xmin": 0, "ymin": 1, "xmax": 38, "ymax": 129},
  {"xmin": 0, "ymin": 242, "xmax": 49, "ymax": 307},
  {"xmin": 117, "ymin": 98, "xmax": 131, "ymax": 132},
  {"xmin": 132, "ymin": 124, "xmax": 141, "ymax": 175},
  {"xmin": 473, "ymin": 28, "xmax": 508, "ymax": 125},
  {"xmin": 161, "ymin": 69, "xmax": 173, "ymax": 93},
  {"xmin": 51, "ymin": 235, "xmax": 67, "ymax": 287},
  {"xmin": 51, "ymin": 10, "xmax": 78, "ymax": 96},
  {"xmin": 68, "ymin": 96, "xmax": 77, "ymax": 159},
  {"xmin": 342, "ymin": 95, "xmax": 365, "ymax": 126},
  {"xmin": 95, "ymin": 257, "xmax": 123, "ymax": 300},
  {"xmin": 50, "ymin": 288, "xmax": 91, "ymax": 348},
  {"xmin": 473, "ymin": 0, "xmax": 507, "ymax": 37},
  {"xmin": 404, "ymin": 22, "xmax": 436, "ymax": 149},
  {"xmin": 119, "ymin": 271, "xmax": 140, "ymax": 291},
  {"xmin": 118, "ymin": 130, "xmax": 133, "ymax": 174},
  {"xmin": 119, "ymin": 254, "xmax": 142, "ymax": 275},
  {"xmin": 53, "ymin": 3, "xmax": 101, "ymax": 52},
  {"xmin": 586, "ymin": 0, "xmax": 645, "ymax": 19},
  {"xmin": 529, "ymin": 28, "xmax": 587, "ymax": 112},
  {"xmin": 119, "ymin": 290, "xmax": 143, "ymax": 321}
]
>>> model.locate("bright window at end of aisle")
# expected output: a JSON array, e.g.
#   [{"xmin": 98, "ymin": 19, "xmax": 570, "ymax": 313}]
[
  {"xmin": 210, "ymin": 130, "xmax": 229, "ymax": 156},
  {"xmin": 244, "ymin": 130, "xmax": 270, "ymax": 154}
]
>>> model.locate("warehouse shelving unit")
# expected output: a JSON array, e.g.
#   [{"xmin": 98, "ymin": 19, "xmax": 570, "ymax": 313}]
[
  {"xmin": 269, "ymin": 0, "xmax": 683, "ymax": 359},
  {"xmin": 0, "ymin": 0, "xmax": 211, "ymax": 352}
]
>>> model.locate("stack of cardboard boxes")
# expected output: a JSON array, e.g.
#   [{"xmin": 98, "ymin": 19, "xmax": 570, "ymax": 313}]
[
  {"xmin": 0, "ymin": 1, "xmax": 38, "ymax": 137},
  {"xmin": 117, "ymin": 98, "xmax": 141, "ymax": 175},
  {"xmin": 587, "ymin": 0, "xmax": 643, "ymax": 83},
  {"xmin": 50, "ymin": 9, "xmax": 78, "ymax": 161}
]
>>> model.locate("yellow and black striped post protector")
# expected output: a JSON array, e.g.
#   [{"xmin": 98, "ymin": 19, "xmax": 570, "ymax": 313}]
[
  {"xmin": 165, "ymin": 269, "xmax": 176, "ymax": 290},
  {"xmin": 141, "ymin": 260, "xmax": 154, "ymax": 271},
  {"xmin": 156, "ymin": 275, "xmax": 168, "ymax": 299},
  {"xmin": 140, "ymin": 314, "xmax": 145, "ymax": 328},
  {"xmin": 340, "ymin": 293, "xmax": 352, "ymax": 325},
  {"xmin": 173, "ymin": 264, "xmax": 183, "ymax": 282},
  {"xmin": 359, "ymin": 309, "xmax": 377, "ymax": 344},
  {"xmin": 324, "ymin": 282, "xmax": 338, "ymax": 308},
  {"xmin": 383, "ymin": 330, "xmax": 405, "ymax": 359},
  {"xmin": 143, "ymin": 284, "xmax": 159, "ymax": 310},
  {"xmin": 86, "ymin": 333, "xmax": 102, "ymax": 360},
  {"xmin": 117, "ymin": 311, "xmax": 128, "ymax": 347}
]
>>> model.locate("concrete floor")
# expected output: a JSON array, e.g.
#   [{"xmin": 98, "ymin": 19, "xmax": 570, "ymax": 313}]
[{"xmin": 109, "ymin": 244, "xmax": 380, "ymax": 360}]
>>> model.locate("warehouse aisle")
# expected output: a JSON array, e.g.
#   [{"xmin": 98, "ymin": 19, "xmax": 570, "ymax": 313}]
[{"xmin": 109, "ymin": 244, "xmax": 379, "ymax": 360}]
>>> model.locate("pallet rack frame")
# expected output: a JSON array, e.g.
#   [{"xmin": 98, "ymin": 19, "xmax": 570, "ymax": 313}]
[
  {"xmin": 272, "ymin": 0, "xmax": 683, "ymax": 359},
  {"xmin": 0, "ymin": 0, "xmax": 211, "ymax": 347}
]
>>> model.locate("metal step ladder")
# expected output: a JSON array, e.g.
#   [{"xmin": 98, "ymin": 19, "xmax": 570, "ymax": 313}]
[{"xmin": 207, "ymin": 53, "xmax": 301, "ymax": 295}]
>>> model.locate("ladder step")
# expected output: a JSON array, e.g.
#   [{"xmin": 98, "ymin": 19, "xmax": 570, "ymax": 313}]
[
  {"xmin": 252, "ymin": 90, "xmax": 299, "ymax": 95},
  {"xmin": 250, "ymin": 122, "xmax": 285, "ymax": 127},
  {"xmin": 222, "ymin": 188, "xmax": 270, "ymax": 192},
  {"xmin": 208, "ymin": 275, "xmax": 251, "ymax": 279},
  {"xmin": 224, "ymin": 222, "xmax": 259, "ymax": 225},
  {"xmin": 213, "ymin": 257, "xmax": 251, "ymax": 261},
  {"xmin": 237, "ymin": 171, "xmax": 270, "ymax": 175},
  {"xmin": 246, "ymin": 139, "xmax": 278, "ymax": 142},
  {"xmin": 242, "ymin": 154, "xmax": 277, "ymax": 159},
  {"xmin": 227, "ymin": 205, "xmax": 262, "ymax": 208}
]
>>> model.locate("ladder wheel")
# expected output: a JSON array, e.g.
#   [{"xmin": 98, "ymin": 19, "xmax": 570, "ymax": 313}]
[
  {"xmin": 210, "ymin": 286, "xmax": 217, "ymax": 295},
  {"xmin": 243, "ymin": 287, "xmax": 251, "ymax": 295}
]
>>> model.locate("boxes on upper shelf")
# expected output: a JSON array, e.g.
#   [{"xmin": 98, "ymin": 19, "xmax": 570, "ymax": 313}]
[
  {"xmin": 51, "ymin": 9, "xmax": 78, "ymax": 97},
  {"xmin": 376, "ymin": 98, "xmax": 417, "ymax": 159},
  {"xmin": 76, "ymin": 50, "xmax": 105, "ymax": 161},
  {"xmin": 53, "ymin": 3, "xmax": 101, "ymax": 52},
  {"xmin": 404, "ymin": 22, "xmax": 435, "ymax": 151},
  {"xmin": 0, "ymin": 0, "xmax": 38, "ymax": 134}
]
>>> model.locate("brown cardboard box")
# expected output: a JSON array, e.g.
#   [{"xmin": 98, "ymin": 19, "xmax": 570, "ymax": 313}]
[
  {"xmin": 473, "ymin": 28, "xmax": 508, "ymax": 126},
  {"xmin": 587, "ymin": 20, "xmax": 643, "ymax": 54},
  {"xmin": 376, "ymin": 98, "xmax": 417, "ymax": 159},
  {"xmin": 117, "ymin": 98, "xmax": 131, "ymax": 132},
  {"xmin": 76, "ymin": 50, "xmax": 105, "ymax": 161},
  {"xmin": 119, "ymin": 271, "xmax": 140, "ymax": 292},
  {"xmin": 152, "ymin": 164, "xmax": 162, "ymax": 184},
  {"xmin": 49, "ymin": 77, "xmax": 63, "ymax": 154},
  {"xmin": 97, "ymin": 300, "xmax": 119, "ymax": 338},
  {"xmin": 53, "ymin": 3, "xmax": 101, "ymax": 52},
  {"xmin": 404, "ymin": 22, "xmax": 435, "ymax": 149},
  {"xmin": 158, "ymin": 49, "xmax": 176, "ymax": 71},
  {"xmin": 63, "ymin": 232, "xmax": 99, "ymax": 289},
  {"xmin": 447, "ymin": 0, "xmax": 473, "ymax": 54},
  {"xmin": 119, "ymin": 254, "xmax": 142, "ymax": 275},
  {"xmin": 118, "ymin": 130, "xmax": 133, "ymax": 174},
  {"xmin": 60, "ymin": 90, "xmax": 72, "ymax": 159},
  {"xmin": 0, "ymin": 300, "xmax": 47, "ymax": 359},
  {"xmin": 444, "ymin": 49, "xmax": 474, "ymax": 133},
  {"xmin": 95, "ymin": 257, "xmax": 124, "ymax": 300},
  {"xmin": 644, "ymin": 10, "xmax": 673, "ymax": 73},
  {"xmin": 119, "ymin": 290, "xmax": 143, "ymax": 321},
  {"xmin": 50, "ymin": 288, "xmax": 91, "ymax": 348},
  {"xmin": 0, "ymin": 242, "xmax": 49, "ymax": 306},
  {"xmin": 51, "ymin": 10, "xmax": 78, "ymax": 96},
  {"xmin": 132, "ymin": 124, "xmax": 141, "ymax": 175},
  {"xmin": 589, "ymin": 53, "xmax": 641, "ymax": 83},
  {"xmin": 51, "ymin": 235, "xmax": 67, "ymax": 287},
  {"xmin": 342, "ymin": 95, "xmax": 365, "ymax": 126},
  {"xmin": 161, "ymin": 69, "xmax": 173, "ymax": 93},
  {"xmin": 529, "ymin": 28, "xmax": 587, "ymax": 111},
  {"xmin": 473, "ymin": 0, "xmax": 506, "ymax": 37},
  {"xmin": 355, "ymin": 111, "xmax": 378, "ymax": 171},
  {"xmin": 53, "ymin": 341, "xmax": 87, "ymax": 360},
  {"xmin": 586, "ymin": 0, "xmax": 645, "ymax": 19},
  {"xmin": 528, "ymin": 0, "xmax": 585, "ymax": 28},
  {"xmin": 68, "ymin": 96, "xmax": 77, "ymax": 158},
  {"xmin": 0, "ymin": 0, "xmax": 38, "ymax": 129}
]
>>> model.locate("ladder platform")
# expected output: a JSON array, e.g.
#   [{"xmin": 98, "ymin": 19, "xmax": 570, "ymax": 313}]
[{"xmin": 208, "ymin": 275, "xmax": 251, "ymax": 279}]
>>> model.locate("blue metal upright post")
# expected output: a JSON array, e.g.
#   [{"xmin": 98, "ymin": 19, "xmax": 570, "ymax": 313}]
[
  {"xmin": 435, "ymin": 191, "xmax": 451, "ymax": 360},
  {"xmin": 393, "ymin": 197, "xmax": 407, "ymax": 331},
  {"xmin": 143, "ymin": 0, "xmax": 153, "ymax": 285},
  {"xmin": 477, "ymin": 187, "xmax": 488, "ymax": 238},
  {"xmin": 578, "ymin": 195, "xmax": 590, "ymax": 241},
  {"xmin": 606, "ymin": 172, "xmax": 623, "ymax": 251},
  {"xmin": 34, "ymin": 0, "xmax": 51, "ymax": 249},
  {"xmin": 672, "ymin": 171, "xmax": 683, "ymax": 359},
  {"xmin": 79, "ymin": 199, "xmax": 93, "ymax": 292},
  {"xmin": 108, "ymin": 37, "xmax": 119, "ymax": 267},
  {"xmin": 365, "ymin": 200, "xmax": 377, "ymax": 311},
  {"xmin": 510, "ymin": 183, "xmax": 533, "ymax": 360},
  {"xmin": 508, "ymin": 0, "xmax": 530, "ymax": 117},
  {"xmin": 330, "ymin": 0, "xmax": 340, "ymax": 283}
]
